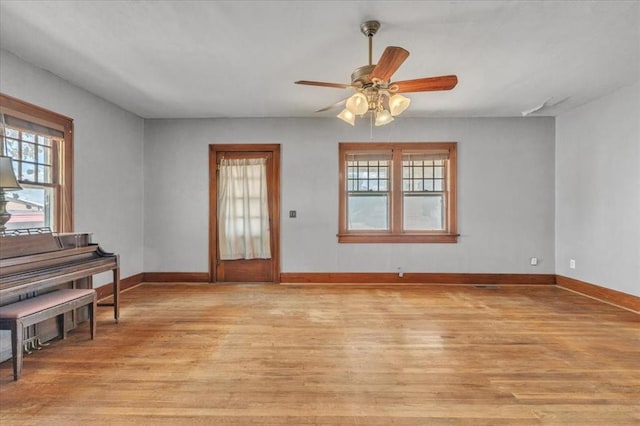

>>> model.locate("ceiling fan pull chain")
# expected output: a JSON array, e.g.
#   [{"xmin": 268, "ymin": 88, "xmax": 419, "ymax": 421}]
[{"xmin": 370, "ymin": 112, "xmax": 373, "ymax": 140}]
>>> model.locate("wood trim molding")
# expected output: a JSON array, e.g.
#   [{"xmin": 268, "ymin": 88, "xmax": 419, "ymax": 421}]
[
  {"xmin": 280, "ymin": 272, "xmax": 556, "ymax": 285},
  {"xmin": 1, "ymin": 93, "xmax": 74, "ymax": 232},
  {"xmin": 143, "ymin": 272, "xmax": 210, "ymax": 283},
  {"xmin": 95, "ymin": 272, "xmax": 209, "ymax": 300},
  {"xmin": 556, "ymin": 275, "xmax": 639, "ymax": 313},
  {"xmin": 95, "ymin": 273, "xmax": 144, "ymax": 300}
]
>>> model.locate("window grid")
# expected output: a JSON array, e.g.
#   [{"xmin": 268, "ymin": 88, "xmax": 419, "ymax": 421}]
[
  {"xmin": 402, "ymin": 159, "xmax": 445, "ymax": 193},
  {"xmin": 4, "ymin": 127, "xmax": 56, "ymax": 185},
  {"xmin": 347, "ymin": 160, "xmax": 390, "ymax": 193}
]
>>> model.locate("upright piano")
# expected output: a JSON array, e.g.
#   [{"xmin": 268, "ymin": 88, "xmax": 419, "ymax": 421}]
[{"xmin": 0, "ymin": 228, "xmax": 120, "ymax": 323}]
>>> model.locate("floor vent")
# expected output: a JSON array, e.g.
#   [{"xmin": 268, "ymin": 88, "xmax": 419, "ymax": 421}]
[{"xmin": 473, "ymin": 285, "xmax": 501, "ymax": 289}]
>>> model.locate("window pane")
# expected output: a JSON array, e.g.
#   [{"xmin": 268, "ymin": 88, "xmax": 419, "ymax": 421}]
[
  {"xmin": 403, "ymin": 194, "xmax": 444, "ymax": 230},
  {"xmin": 37, "ymin": 165, "xmax": 52, "ymax": 183},
  {"xmin": 37, "ymin": 135, "xmax": 52, "ymax": 147},
  {"xmin": 37, "ymin": 145, "xmax": 52, "ymax": 165},
  {"xmin": 21, "ymin": 163, "xmax": 36, "ymax": 181},
  {"xmin": 348, "ymin": 194, "xmax": 388, "ymax": 230},
  {"xmin": 5, "ymin": 186, "xmax": 55, "ymax": 230},
  {"xmin": 5, "ymin": 138, "xmax": 19, "ymax": 158},
  {"xmin": 424, "ymin": 166, "xmax": 433, "ymax": 178},
  {"xmin": 21, "ymin": 142, "xmax": 36, "ymax": 162}
]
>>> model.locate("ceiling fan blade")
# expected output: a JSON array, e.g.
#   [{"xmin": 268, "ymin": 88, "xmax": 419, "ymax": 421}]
[
  {"xmin": 370, "ymin": 46, "xmax": 410, "ymax": 82},
  {"xmin": 392, "ymin": 75, "xmax": 458, "ymax": 93},
  {"xmin": 295, "ymin": 80, "xmax": 351, "ymax": 89},
  {"xmin": 315, "ymin": 99, "xmax": 347, "ymax": 113}
]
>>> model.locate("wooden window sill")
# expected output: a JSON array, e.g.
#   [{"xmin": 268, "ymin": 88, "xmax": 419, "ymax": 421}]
[{"xmin": 337, "ymin": 233, "xmax": 459, "ymax": 244}]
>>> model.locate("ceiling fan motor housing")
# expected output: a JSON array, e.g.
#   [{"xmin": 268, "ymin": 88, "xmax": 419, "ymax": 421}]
[{"xmin": 351, "ymin": 65, "xmax": 376, "ymax": 86}]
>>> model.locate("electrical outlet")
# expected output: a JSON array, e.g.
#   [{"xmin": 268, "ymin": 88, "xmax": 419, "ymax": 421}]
[
  {"xmin": 530, "ymin": 257, "xmax": 538, "ymax": 266},
  {"xmin": 289, "ymin": 210, "xmax": 296, "ymax": 218},
  {"xmin": 569, "ymin": 259, "xmax": 576, "ymax": 269}
]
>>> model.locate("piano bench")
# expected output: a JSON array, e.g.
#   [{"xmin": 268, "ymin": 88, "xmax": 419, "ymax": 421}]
[{"xmin": 0, "ymin": 289, "xmax": 97, "ymax": 381}]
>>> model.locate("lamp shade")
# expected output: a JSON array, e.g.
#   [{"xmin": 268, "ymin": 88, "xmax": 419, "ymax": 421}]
[
  {"xmin": 389, "ymin": 94, "xmax": 411, "ymax": 116},
  {"xmin": 345, "ymin": 92, "xmax": 369, "ymax": 115},
  {"xmin": 0, "ymin": 156, "xmax": 21, "ymax": 190},
  {"xmin": 374, "ymin": 109, "xmax": 394, "ymax": 126},
  {"xmin": 337, "ymin": 108, "xmax": 356, "ymax": 126}
]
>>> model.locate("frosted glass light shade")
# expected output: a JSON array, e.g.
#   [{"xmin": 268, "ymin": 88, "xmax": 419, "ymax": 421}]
[
  {"xmin": 0, "ymin": 156, "xmax": 21, "ymax": 190},
  {"xmin": 337, "ymin": 108, "xmax": 356, "ymax": 126},
  {"xmin": 345, "ymin": 92, "xmax": 369, "ymax": 115},
  {"xmin": 374, "ymin": 109, "xmax": 394, "ymax": 126},
  {"xmin": 389, "ymin": 94, "xmax": 411, "ymax": 116}
]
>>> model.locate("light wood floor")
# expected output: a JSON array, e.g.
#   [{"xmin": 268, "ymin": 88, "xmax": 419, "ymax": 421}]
[{"xmin": 1, "ymin": 283, "xmax": 638, "ymax": 425}]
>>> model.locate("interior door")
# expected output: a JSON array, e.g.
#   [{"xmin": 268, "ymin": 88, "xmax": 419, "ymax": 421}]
[{"xmin": 209, "ymin": 144, "xmax": 280, "ymax": 283}]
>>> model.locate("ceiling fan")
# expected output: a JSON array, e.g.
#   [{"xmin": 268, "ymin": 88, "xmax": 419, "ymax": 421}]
[{"xmin": 295, "ymin": 20, "xmax": 458, "ymax": 126}]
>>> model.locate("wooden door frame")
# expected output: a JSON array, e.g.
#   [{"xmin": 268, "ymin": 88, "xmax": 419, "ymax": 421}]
[{"xmin": 209, "ymin": 144, "xmax": 281, "ymax": 283}]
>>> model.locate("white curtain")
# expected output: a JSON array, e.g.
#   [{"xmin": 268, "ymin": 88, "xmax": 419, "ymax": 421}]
[{"xmin": 218, "ymin": 158, "xmax": 271, "ymax": 260}]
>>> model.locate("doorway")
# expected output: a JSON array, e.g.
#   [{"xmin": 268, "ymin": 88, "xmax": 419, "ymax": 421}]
[{"xmin": 209, "ymin": 144, "xmax": 280, "ymax": 283}]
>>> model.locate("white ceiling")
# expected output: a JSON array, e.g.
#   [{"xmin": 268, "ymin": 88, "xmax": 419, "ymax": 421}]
[{"xmin": 1, "ymin": 1, "xmax": 638, "ymax": 119}]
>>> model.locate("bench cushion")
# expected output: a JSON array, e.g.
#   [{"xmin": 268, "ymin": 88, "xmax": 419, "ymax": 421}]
[{"xmin": 0, "ymin": 289, "xmax": 96, "ymax": 319}]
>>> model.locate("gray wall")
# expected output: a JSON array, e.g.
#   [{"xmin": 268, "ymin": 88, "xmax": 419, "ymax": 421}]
[
  {"xmin": 4, "ymin": 44, "xmax": 636, "ymax": 297},
  {"xmin": 0, "ymin": 49, "xmax": 145, "ymax": 285},
  {"xmin": 556, "ymin": 82, "xmax": 640, "ymax": 296},
  {"xmin": 144, "ymin": 117, "xmax": 555, "ymax": 275}
]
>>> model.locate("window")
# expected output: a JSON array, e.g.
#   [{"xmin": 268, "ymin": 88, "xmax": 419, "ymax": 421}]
[
  {"xmin": 1, "ymin": 93, "xmax": 73, "ymax": 232},
  {"xmin": 339, "ymin": 142, "xmax": 457, "ymax": 243}
]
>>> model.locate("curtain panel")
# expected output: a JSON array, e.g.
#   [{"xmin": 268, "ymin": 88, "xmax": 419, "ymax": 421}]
[{"xmin": 217, "ymin": 158, "xmax": 271, "ymax": 260}]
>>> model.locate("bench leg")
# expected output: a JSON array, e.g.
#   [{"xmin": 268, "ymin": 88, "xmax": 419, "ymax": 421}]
[
  {"xmin": 57, "ymin": 313, "xmax": 67, "ymax": 340},
  {"xmin": 89, "ymin": 298, "xmax": 96, "ymax": 340},
  {"xmin": 113, "ymin": 267, "xmax": 120, "ymax": 323},
  {"xmin": 11, "ymin": 320, "xmax": 24, "ymax": 381}
]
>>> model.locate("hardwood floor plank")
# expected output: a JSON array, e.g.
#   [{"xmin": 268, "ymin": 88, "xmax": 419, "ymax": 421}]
[{"xmin": 1, "ymin": 283, "xmax": 638, "ymax": 425}]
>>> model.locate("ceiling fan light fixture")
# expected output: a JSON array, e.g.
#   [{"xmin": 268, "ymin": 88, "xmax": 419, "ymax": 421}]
[
  {"xmin": 389, "ymin": 93, "xmax": 411, "ymax": 116},
  {"xmin": 345, "ymin": 92, "xmax": 369, "ymax": 115},
  {"xmin": 296, "ymin": 20, "xmax": 457, "ymax": 128},
  {"xmin": 375, "ymin": 109, "xmax": 394, "ymax": 126},
  {"xmin": 337, "ymin": 108, "xmax": 356, "ymax": 125}
]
